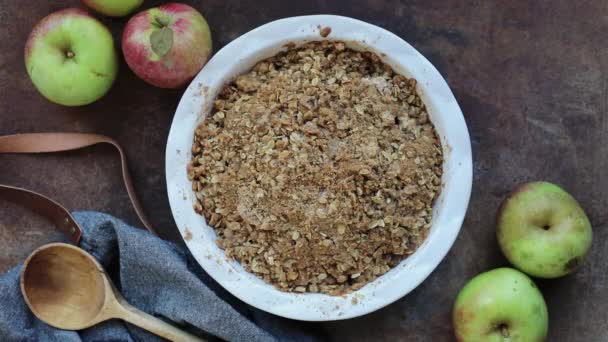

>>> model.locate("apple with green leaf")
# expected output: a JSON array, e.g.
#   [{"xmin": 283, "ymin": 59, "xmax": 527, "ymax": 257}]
[
  {"xmin": 453, "ymin": 268, "xmax": 548, "ymax": 341},
  {"xmin": 122, "ymin": 3, "xmax": 212, "ymax": 88},
  {"xmin": 497, "ymin": 181, "xmax": 592, "ymax": 278},
  {"xmin": 25, "ymin": 8, "xmax": 118, "ymax": 106},
  {"xmin": 82, "ymin": 0, "xmax": 143, "ymax": 17}
]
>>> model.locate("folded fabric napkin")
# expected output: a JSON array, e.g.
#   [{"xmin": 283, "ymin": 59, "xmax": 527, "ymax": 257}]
[{"xmin": 0, "ymin": 212, "xmax": 319, "ymax": 341}]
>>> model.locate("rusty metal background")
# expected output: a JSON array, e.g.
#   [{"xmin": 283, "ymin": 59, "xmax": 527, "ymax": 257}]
[{"xmin": 1, "ymin": 1, "xmax": 606, "ymax": 340}]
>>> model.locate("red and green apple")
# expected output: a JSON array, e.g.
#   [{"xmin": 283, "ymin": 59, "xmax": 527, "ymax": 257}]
[
  {"xmin": 25, "ymin": 8, "xmax": 118, "ymax": 106},
  {"xmin": 497, "ymin": 181, "xmax": 592, "ymax": 278},
  {"xmin": 453, "ymin": 267, "xmax": 548, "ymax": 341},
  {"xmin": 122, "ymin": 3, "xmax": 212, "ymax": 89}
]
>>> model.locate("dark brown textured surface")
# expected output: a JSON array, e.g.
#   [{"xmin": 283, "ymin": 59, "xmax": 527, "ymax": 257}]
[{"xmin": 1, "ymin": 0, "xmax": 606, "ymax": 340}]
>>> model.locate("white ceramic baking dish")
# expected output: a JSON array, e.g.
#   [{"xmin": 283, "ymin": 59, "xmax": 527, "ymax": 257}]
[{"xmin": 166, "ymin": 15, "xmax": 472, "ymax": 321}]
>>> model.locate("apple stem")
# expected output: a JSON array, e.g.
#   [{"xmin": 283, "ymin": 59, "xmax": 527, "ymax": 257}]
[
  {"xmin": 499, "ymin": 324, "xmax": 510, "ymax": 338},
  {"xmin": 155, "ymin": 16, "xmax": 169, "ymax": 28},
  {"xmin": 66, "ymin": 51, "xmax": 75, "ymax": 58}
]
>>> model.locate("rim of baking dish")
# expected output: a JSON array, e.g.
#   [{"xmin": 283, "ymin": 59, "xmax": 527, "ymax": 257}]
[{"xmin": 166, "ymin": 15, "xmax": 472, "ymax": 321}]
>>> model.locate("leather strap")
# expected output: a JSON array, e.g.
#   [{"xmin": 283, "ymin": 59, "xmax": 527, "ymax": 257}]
[
  {"xmin": 0, "ymin": 133, "xmax": 157, "ymax": 241},
  {"xmin": 0, "ymin": 185, "xmax": 82, "ymax": 244}
]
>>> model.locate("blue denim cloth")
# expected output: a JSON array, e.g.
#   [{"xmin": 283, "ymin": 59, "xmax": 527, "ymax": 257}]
[{"xmin": 0, "ymin": 212, "xmax": 317, "ymax": 341}]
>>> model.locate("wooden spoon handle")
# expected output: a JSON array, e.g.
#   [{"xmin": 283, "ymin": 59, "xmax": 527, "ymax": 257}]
[{"xmin": 114, "ymin": 302, "xmax": 205, "ymax": 342}]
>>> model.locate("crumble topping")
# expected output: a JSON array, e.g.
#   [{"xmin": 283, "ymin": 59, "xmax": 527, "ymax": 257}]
[{"xmin": 188, "ymin": 41, "xmax": 443, "ymax": 295}]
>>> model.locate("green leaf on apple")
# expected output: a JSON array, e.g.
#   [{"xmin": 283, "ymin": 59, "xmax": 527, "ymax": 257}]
[{"xmin": 150, "ymin": 26, "xmax": 173, "ymax": 58}]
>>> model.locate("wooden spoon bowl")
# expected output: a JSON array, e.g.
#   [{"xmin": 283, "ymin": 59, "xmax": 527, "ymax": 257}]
[
  {"xmin": 21, "ymin": 243, "xmax": 106, "ymax": 330},
  {"xmin": 20, "ymin": 243, "xmax": 204, "ymax": 341}
]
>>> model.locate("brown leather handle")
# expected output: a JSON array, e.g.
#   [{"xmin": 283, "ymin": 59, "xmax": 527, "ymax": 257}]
[
  {"xmin": 0, "ymin": 133, "xmax": 157, "ymax": 238},
  {"xmin": 0, "ymin": 185, "xmax": 82, "ymax": 244}
]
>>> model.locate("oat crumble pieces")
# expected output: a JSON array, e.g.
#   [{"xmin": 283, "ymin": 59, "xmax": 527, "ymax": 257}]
[{"xmin": 187, "ymin": 41, "xmax": 443, "ymax": 295}]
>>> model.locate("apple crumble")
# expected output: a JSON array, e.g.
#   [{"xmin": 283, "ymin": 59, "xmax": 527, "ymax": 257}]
[{"xmin": 188, "ymin": 41, "xmax": 443, "ymax": 295}]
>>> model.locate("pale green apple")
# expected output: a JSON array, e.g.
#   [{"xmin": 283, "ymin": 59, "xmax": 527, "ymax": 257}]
[
  {"xmin": 497, "ymin": 182, "xmax": 592, "ymax": 278},
  {"xmin": 82, "ymin": 0, "xmax": 143, "ymax": 17},
  {"xmin": 25, "ymin": 8, "xmax": 118, "ymax": 106},
  {"xmin": 453, "ymin": 268, "xmax": 548, "ymax": 342}
]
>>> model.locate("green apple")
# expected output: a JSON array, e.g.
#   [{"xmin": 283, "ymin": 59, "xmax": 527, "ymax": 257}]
[
  {"xmin": 497, "ymin": 182, "xmax": 592, "ymax": 278},
  {"xmin": 453, "ymin": 268, "xmax": 548, "ymax": 342},
  {"xmin": 82, "ymin": 0, "xmax": 143, "ymax": 17},
  {"xmin": 24, "ymin": 8, "xmax": 118, "ymax": 106}
]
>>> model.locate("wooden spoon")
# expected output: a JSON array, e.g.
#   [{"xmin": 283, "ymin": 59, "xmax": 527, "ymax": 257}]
[{"xmin": 20, "ymin": 243, "xmax": 204, "ymax": 342}]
